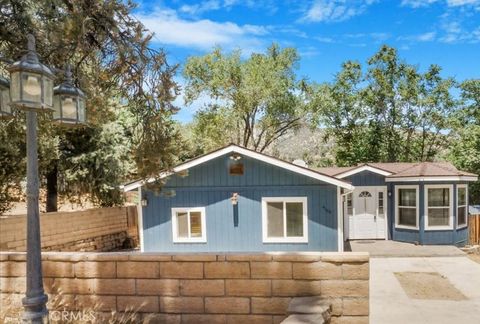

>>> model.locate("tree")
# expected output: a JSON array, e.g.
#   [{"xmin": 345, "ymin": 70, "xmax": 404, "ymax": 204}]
[
  {"xmin": 448, "ymin": 79, "xmax": 480, "ymax": 203},
  {"xmin": 184, "ymin": 44, "xmax": 305, "ymax": 153},
  {"xmin": 307, "ymin": 61, "xmax": 369, "ymax": 166},
  {"xmin": 0, "ymin": 0, "xmax": 183, "ymax": 212},
  {"xmin": 309, "ymin": 45, "xmax": 455, "ymax": 166}
]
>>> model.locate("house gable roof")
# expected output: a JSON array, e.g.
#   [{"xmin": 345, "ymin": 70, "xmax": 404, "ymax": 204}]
[
  {"xmin": 316, "ymin": 161, "xmax": 478, "ymax": 182},
  {"xmin": 122, "ymin": 144, "xmax": 354, "ymax": 191}
]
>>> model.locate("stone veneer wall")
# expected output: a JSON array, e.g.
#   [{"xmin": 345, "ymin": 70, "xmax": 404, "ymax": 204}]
[
  {"xmin": 0, "ymin": 207, "xmax": 138, "ymax": 252},
  {"xmin": 0, "ymin": 251, "xmax": 369, "ymax": 324}
]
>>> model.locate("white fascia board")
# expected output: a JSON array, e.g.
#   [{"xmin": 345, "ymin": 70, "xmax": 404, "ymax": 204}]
[
  {"xmin": 385, "ymin": 176, "xmax": 478, "ymax": 182},
  {"xmin": 123, "ymin": 145, "xmax": 354, "ymax": 191},
  {"xmin": 336, "ymin": 165, "xmax": 392, "ymax": 179}
]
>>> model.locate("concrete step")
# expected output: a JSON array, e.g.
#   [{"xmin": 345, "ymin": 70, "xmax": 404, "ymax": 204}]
[
  {"xmin": 282, "ymin": 296, "xmax": 332, "ymax": 324},
  {"xmin": 282, "ymin": 313, "xmax": 327, "ymax": 324}
]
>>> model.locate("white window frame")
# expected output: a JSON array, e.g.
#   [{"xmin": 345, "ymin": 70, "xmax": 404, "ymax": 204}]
[
  {"xmin": 457, "ymin": 184, "xmax": 468, "ymax": 229},
  {"xmin": 262, "ymin": 197, "xmax": 308, "ymax": 243},
  {"xmin": 395, "ymin": 185, "xmax": 419, "ymax": 230},
  {"xmin": 171, "ymin": 207, "xmax": 207, "ymax": 243},
  {"xmin": 424, "ymin": 184, "xmax": 454, "ymax": 231}
]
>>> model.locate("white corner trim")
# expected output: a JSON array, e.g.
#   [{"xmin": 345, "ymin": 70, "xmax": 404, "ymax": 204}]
[
  {"xmin": 336, "ymin": 165, "xmax": 392, "ymax": 178},
  {"xmin": 385, "ymin": 176, "xmax": 478, "ymax": 182},
  {"xmin": 137, "ymin": 187, "xmax": 144, "ymax": 252},
  {"xmin": 261, "ymin": 197, "xmax": 308, "ymax": 243},
  {"xmin": 123, "ymin": 145, "xmax": 354, "ymax": 191},
  {"xmin": 171, "ymin": 207, "xmax": 207, "ymax": 243},
  {"xmin": 395, "ymin": 185, "xmax": 420, "ymax": 230},
  {"xmin": 456, "ymin": 184, "xmax": 468, "ymax": 229},
  {"xmin": 337, "ymin": 188, "xmax": 346, "ymax": 252},
  {"xmin": 424, "ymin": 184, "xmax": 454, "ymax": 231}
]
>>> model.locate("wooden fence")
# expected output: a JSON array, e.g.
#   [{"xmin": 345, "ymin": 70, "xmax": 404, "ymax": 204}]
[{"xmin": 470, "ymin": 215, "xmax": 480, "ymax": 245}]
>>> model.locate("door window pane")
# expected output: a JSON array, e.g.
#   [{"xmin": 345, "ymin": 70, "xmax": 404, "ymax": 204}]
[
  {"xmin": 286, "ymin": 202, "xmax": 303, "ymax": 237},
  {"xmin": 267, "ymin": 202, "xmax": 284, "ymax": 237},
  {"xmin": 378, "ymin": 192, "xmax": 384, "ymax": 215}
]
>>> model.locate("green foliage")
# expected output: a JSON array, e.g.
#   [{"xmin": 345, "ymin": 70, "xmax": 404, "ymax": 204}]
[
  {"xmin": 0, "ymin": 0, "xmax": 183, "ymax": 211},
  {"xmin": 184, "ymin": 44, "xmax": 304, "ymax": 153},
  {"xmin": 448, "ymin": 79, "xmax": 480, "ymax": 203},
  {"xmin": 309, "ymin": 45, "xmax": 456, "ymax": 166}
]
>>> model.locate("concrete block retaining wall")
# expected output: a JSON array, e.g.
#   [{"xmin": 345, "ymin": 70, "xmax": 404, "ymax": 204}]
[
  {"xmin": 0, "ymin": 251, "xmax": 369, "ymax": 323},
  {"xmin": 0, "ymin": 207, "xmax": 138, "ymax": 252}
]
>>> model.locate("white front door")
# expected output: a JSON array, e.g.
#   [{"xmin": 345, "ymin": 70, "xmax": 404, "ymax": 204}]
[{"xmin": 347, "ymin": 187, "xmax": 387, "ymax": 240}]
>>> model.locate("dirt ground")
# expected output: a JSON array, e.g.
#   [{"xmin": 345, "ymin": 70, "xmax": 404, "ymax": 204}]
[
  {"xmin": 469, "ymin": 254, "xmax": 480, "ymax": 264},
  {"xmin": 394, "ymin": 271, "xmax": 467, "ymax": 300}
]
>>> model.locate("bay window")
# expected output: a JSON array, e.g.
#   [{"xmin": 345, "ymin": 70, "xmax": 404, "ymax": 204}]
[
  {"xmin": 262, "ymin": 197, "xmax": 308, "ymax": 243},
  {"xmin": 396, "ymin": 186, "xmax": 419, "ymax": 229},
  {"xmin": 425, "ymin": 185, "xmax": 453, "ymax": 230},
  {"xmin": 457, "ymin": 185, "xmax": 468, "ymax": 228}
]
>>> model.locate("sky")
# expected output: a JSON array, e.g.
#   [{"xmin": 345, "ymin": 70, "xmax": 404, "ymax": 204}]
[{"xmin": 134, "ymin": 0, "xmax": 480, "ymax": 122}]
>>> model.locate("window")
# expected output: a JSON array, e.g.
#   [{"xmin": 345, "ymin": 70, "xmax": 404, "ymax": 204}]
[
  {"xmin": 457, "ymin": 185, "xmax": 468, "ymax": 228},
  {"xmin": 359, "ymin": 191, "xmax": 372, "ymax": 198},
  {"xmin": 346, "ymin": 193, "xmax": 353, "ymax": 216},
  {"xmin": 262, "ymin": 197, "xmax": 308, "ymax": 243},
  {"xmin": 171, "ymin": 207, "xmax": 206, "ymax": 243},
  {"xmin": 425, "ymin": 185, "xmax": 453, "ymax": 230},
  {"xmin": 378, "ymin": 191, "xmax": 384, "ymax": 215},
  {"xmin": 395, "ymin": 186, "xmax": 419, "ymax": 229}
]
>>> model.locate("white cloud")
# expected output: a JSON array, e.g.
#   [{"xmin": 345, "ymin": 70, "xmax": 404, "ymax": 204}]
[
  {"xmin": 136, "ymin": 8, "xmax": 268, "ymax": 53},
  {"xmin": 401, "ymin": 0, "xmax": 480, "ymax": 7},
  {"xmin": 300, "ymin": 0, "xmax": 378, "ymax": 23},
  {"xmin": 439, "ymin": 21, "xmax": 480, "ymax": 43},
  {"xmin": 398, "ymin": 31, "xmax": 437, "ymax": 42},
  {"xmin": 179, "ymin": 0, "xmax": 222, "ymax": 15}
]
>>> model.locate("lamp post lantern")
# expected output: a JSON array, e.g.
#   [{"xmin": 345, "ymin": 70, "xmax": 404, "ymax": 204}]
[{"xmin": 2, "ymin": 34, "xmax": 87, "ymax": 323}]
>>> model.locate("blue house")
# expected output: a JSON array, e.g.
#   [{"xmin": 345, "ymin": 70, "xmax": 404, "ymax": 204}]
[{"xmin": 123, "ymin": 144, "xmax": 478, "ymax": 252}]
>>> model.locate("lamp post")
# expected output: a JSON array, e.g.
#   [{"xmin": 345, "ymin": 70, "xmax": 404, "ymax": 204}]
[{"xmin": 1, "ymin": 34, "xmax": 87, "ymax": 323}]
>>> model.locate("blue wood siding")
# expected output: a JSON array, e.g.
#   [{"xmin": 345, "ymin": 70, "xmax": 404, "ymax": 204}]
[
  {"xmin": 389, "ymin": 181, "xmax": 470, "ymax": 246},
  {"xmin": 343, "ymin": 171, "xmax": 387, "ymax": 187},
  {"xmin": 142, "ymin": 155, "xmax": 339, "ymax": 252}
]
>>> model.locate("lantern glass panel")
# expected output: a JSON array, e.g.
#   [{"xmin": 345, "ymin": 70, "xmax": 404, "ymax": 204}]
[
  {"xmin": 62, "ymin": 96, "xmax": 77, "ymax": 120},
  {"xmin": 22, "ymin": 72, "xmax": 42, "ymax": 103},
  {"xmin": 44, "ymin": 77, "xmax": 53, "ymax": 107},
  {"xmin": 53, "ymin": 94, "xmax": 61, "ymax": 119},
  {"xmin": 78, "ymin": 98, "xmax": 85, "ymax": 123},
  {"xmin": 10, "ymin": 72, "xmax": 21, "ymax": 102},
  {"xmin": 1, "ymin": 88, "xmax": 11, "ymax": 114}
]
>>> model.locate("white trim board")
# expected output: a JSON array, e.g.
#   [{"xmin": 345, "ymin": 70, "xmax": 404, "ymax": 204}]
[
  {"xmin": 385, "ymin": 176, "xmax": 478, "ymax": 182},
  {"xmin": 122, "ymin": 144, "xmax": 354, "ymax": 191},
  {"xmin": 336, "ymin": 165, "xmax": 392, "ymax": 178}
]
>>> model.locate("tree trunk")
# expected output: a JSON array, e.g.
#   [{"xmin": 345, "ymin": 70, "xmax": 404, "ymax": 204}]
[{"xmin": 46, "ymin": 164, "xmax": 58, "ymax": 212}]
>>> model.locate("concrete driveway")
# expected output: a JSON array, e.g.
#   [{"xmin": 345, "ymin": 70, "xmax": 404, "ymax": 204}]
[{"xmin": 370, "ymin": 256, "xmax": 480, "ymax": 324}]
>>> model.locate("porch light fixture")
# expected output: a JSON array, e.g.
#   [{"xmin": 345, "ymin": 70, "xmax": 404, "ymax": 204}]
[
  {"xmin": 0, "ymin": 76, "xmax": 12, "ymax": 118},
  {"xmin": 53, "ymin": 64, "xmax": 86, "ymax": 126},
  {"xmin": 8, "ymin": 35, "xmax": 55, "ymax": 111},
  {"xmin": 141, "ymin": 198, "xmax": 148, "ymax": 207},
  {"xmin": 230, "ymin": 153, "xmax": 242, "ymax": 161},
  {"xmin": 231, "ymin": 192, "xmax": 239, "ymax": 205}
]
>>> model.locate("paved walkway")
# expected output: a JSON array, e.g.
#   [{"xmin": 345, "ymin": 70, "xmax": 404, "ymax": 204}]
[
  {"xmin": 347, "ymin": 240, "xmax": 466, "ymax": 257},
  {"xmin": 370, "ymin": 257, "xmax": 480, "ymax": 324}
]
